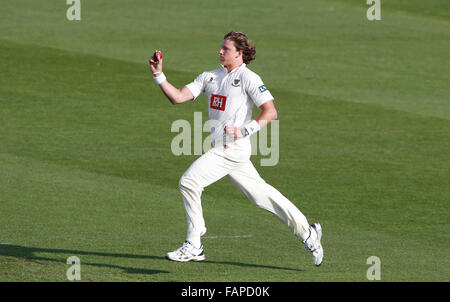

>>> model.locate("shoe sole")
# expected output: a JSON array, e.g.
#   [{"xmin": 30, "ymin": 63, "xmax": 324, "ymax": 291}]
[
  {"xmin": 165, "ymin": 254, "xmax": 206, "ymax": 262},
  {"xmin": 311, "ymin": 223, "xmax": 323, "ymax": 266},
  {"xmin": 313, "ymin": 223, "xmax": 322, "ymax": 240}
]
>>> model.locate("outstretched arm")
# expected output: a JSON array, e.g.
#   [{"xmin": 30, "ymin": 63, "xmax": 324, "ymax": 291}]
[{"xmin": 149, "ymin": 50, "xmax": 194, "ymax": 105}]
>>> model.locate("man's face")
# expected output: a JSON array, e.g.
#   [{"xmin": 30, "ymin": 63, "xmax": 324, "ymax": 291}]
[{"xmin": 219, "ymin": 39, "xmax": 242, "ymax": 67}]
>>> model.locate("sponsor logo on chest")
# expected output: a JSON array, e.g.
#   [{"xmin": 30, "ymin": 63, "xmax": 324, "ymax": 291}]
[{"xmin": 210, "ymin": 94, "xmax": 227, "ymax": 111}]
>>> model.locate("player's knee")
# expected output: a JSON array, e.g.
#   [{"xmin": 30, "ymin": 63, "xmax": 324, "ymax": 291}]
[{"xmin": 179, "ymin": 175, "xmax": 198, "ymax": 192}]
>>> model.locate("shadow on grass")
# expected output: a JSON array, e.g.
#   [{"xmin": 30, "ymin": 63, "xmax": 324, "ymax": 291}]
[
  {"xmin": 0, "ymin": 243, "xmax": 302, "ymax": 276},
  {"xmin": 0, "ymin": 244, "xmax": 169, "ymax": 276}
]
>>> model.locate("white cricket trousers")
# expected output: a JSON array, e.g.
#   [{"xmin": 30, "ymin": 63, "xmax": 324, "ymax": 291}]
[{"xmin": 179, "ymin": 137, "xmax": 310, "ymax": 248}]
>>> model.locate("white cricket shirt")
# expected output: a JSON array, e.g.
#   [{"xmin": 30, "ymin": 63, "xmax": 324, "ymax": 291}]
[{"xmin": 185, "ymin": 63, "xmax": 274, "ymax": 147}]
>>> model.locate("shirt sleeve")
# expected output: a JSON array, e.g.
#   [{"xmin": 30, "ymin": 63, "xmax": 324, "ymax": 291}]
[
  {"xmin": 185, "ymin": 72, "xmax": 207, "ymax": 100},
  {"xmin": 243, "ymin": 71, "xmax": 274, "ymax": 107}
]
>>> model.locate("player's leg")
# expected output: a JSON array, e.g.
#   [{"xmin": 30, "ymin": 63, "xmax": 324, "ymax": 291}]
[
  {"xmin": 167, "ymin": 149, "xmax": 237, "ymax": 261},
  {"xmin": 179, "ymin": 150, "xmax": 231, "ymax": 246},
  {"xmin": 228, "ymin": 161, "xmax": 310, "ymax": 239},
  {"xmin": 227, "ymin": 161, "xmax": 323, "ymax": 265}
]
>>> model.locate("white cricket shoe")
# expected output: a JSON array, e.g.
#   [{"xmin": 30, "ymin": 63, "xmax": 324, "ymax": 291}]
[
  {"xmin": 303, "ymin": 223, "xmax": 324, "ymax": 266},
  {"xmin": 166, "ymin": 241, "xmax": 206, "ymax": 262}
]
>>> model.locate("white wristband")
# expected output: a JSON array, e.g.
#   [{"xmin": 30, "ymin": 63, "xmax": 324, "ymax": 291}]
[
  {"xmin": 153, "ymin": 72, "xmax": 166, "ymax": 85},
  {"xmin": 242, "ymin": 120, "xmax": 260, "ymax": 137}
]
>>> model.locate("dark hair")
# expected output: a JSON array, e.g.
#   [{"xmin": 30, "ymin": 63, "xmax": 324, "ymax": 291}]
[{"xmin": 224, "ymin": 31, "xmax": 256, "ymax": 64}]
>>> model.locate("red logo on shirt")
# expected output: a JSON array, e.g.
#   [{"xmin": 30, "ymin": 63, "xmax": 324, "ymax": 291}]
[{"xmin": 210, "ymin": 94, "xmax": 227, "ymax": 111}]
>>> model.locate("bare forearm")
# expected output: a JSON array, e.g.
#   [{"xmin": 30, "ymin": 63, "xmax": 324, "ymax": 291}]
[
  {"xmin": 158, "ymin": 81, "xmax": 192, "ymax": 105},
  {"xmin": 256, "ymin": 104, "xmax": 278, "ymax": 128},
  {"xmin": 226, "ymin": 101, "xmax": 278, "ymax": 138},
  {"xmin": 149, "ymin": 50, "xmax": 193, "ymax": 105}
]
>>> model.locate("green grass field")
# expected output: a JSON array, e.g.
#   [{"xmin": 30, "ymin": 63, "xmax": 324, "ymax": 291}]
[{"xmin": 0, "ymin": 0, "xmax": 449, "ymax": 282}]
